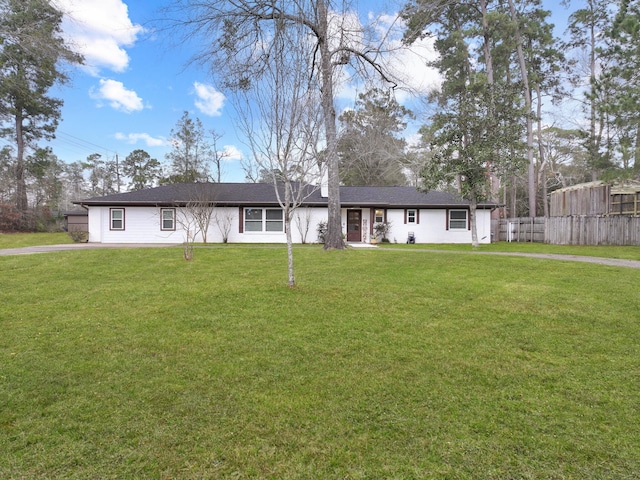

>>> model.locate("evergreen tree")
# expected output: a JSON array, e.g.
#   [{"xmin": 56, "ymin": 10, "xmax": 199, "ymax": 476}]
[
  {"xmin": 603, "ymin": 0, "xmax": 640, "ymax": 178},
  {"xmin": 0, "ymin": 0, "xmax": 82, "ymax": 215},
  {"xmin": 83, "ymin": 153, "xmax": 119, "ymax": 197},
  {"xmin": 122, "ymin": 149, "xmax": 162, "ymax": 190},
  {"xmin": 26, "ymin": 147, "xmax": 64, "ymax": 210},
  {"xmin": 403, "ymin": 0, "xmax": 526, "ymax": 243},
  {"xmin": 164, "ymin": 111, "xmax": 210, "ymax": 183},
  {"xmin": 63, "ymin": 161, "xmax": 88, "ymax": 208},
  {"xmin": 338, "ymin": 88, "xmax": 411, "ymax": 186},
  {"xmin": 565, "ymin": 0, "xmax": 614, "ymax": 178}
]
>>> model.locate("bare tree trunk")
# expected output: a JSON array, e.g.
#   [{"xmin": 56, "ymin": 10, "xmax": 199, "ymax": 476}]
[
  {"xmin": 588, "ymin": 4, "xmax": 599, "ymax": 180},
  {"xmin": 210, "ymin": 130, "xmax": 226, "ymax": 183},
  {"xmin": 480, "ymin": 0, "xmax": 500, "ymax": 206},
  {"xmin": 502, "ymin": 182, "xmax": 508, "ymax": 220},
  {"xmin": 535, "ymin": 85, "xmax": 549, "ymax": 218},
  {"xmin": 15, "ymin": 115, "xmax": 28, "ymax": 214},
  {"xmin": 541, "ymin": 165, "xmax": 549, "ymax": 217},
  {"xmin": 318, "ymin": 0, "xmax": 343, "ymax": 250},
  {"xmin": 480, "ymin": 0, "xmax": 493, "ymax": 85},
  {"xmin": 469, "ymin": 191, "xmax": 479, "ymax": 248},
  {"xmin": 285, "ymin": 182, "xmax": 295, "ymax": 287},
  {"xmin": 507, "ymin": 0, "xmax": 536, "ymax": 217},
  {"xmin": 510, "ymin": 176, "xmax": 517, "ymax": 217},
  {"xmin": 115, "ymin": 154, "xmax": 122, "ymax": 193}
]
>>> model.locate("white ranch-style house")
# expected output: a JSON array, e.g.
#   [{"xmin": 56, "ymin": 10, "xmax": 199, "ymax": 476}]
[{"xmin": 74, "ymin": 183, "xmax": 496, "ymax": 245}]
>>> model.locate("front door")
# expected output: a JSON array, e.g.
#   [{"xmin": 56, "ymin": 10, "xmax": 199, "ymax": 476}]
[{"xmin": 346, "ymin": 209, "xmax": 362, "ymax": 242}]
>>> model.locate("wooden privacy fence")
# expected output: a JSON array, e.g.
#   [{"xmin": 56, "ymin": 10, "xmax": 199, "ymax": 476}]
[
  {"xmin": 496, "ymin": 217, "xmax": 545, "ymax": 243},
  {"xmin": 546, "ymin": 216, "xmax": 640, "ymax": 245},
  {"xmin": 496, "ymin": 216, "xmax": 640, "ymax": 245},
  {"xmin": 549, "ymin": 182, "xmax": 610, "ymax": 216}
]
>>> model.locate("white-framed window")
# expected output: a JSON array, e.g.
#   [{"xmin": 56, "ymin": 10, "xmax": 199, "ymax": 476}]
[
  {"xmin": 449, "ymin": 209, "xmax": 468, "ymax": 229},
  {"xmin": 161, "ymin": 208, "xmax": 175, "ymax": 231},
  {"xmin": 110, "ymin": 208, "xmax": 125, "ymax": 230},
  {"xmin": 407, "ymin": 209, "xmax": 417, "ymax": 224},
  {"xmin": 244, "ymin": 208, "xmax": 283, "ymax": 233},
  {"xmin": 374, "ymin": 209, "xmax": 384, "ymax": 223}
]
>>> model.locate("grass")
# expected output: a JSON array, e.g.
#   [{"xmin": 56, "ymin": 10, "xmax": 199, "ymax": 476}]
[
  {"xmin": 379, "ymin": 241, "xmax": 640, "ymax": 261},
  {"xmin": 1, "ymin": 245, "xmax": 639, "ymax": 478},
  {"xmin": 0, "ymin": 232, "xmax": 73, "ymax": 248}
]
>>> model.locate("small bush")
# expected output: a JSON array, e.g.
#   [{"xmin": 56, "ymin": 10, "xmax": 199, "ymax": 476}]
[
  {"xmin": 316, "ymin": 220, "xmax": 328, "ymax": 243},
  {"xmin": 68, "ymin": 230, "xmax": 88, "ymax": 243},
  {"xmin": 0, "ymin": 203, "xmax": 24, "ymax": 231},
  {"xmin": 373, "ymin": 221, "xmax": 392, "ymax": 241}
]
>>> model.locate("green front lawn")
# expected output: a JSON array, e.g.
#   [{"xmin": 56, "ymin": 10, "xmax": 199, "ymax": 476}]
[
  {"xmin": 0, "ymin": 232, "xmax": 73, "ymax": 248},
  {"xmin": 1, "ymin": 247, "xmax": 639, "ymax": 478},
  {"xmin": 379, "ymin": 241, "xmax": 640, "ymax": 261}
]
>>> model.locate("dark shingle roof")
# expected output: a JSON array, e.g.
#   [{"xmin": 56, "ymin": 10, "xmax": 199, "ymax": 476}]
[
  {"xmin": 75, "ymin": 183, "xmax": 495, "ymax": 209},
  {"xmin": 340, "ymin": 186, "xmax": 472, "ymax": 207}
]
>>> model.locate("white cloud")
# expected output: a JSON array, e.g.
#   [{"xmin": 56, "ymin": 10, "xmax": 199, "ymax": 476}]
[
  {"xmin": 387, "ymin": 36, "xmax": 442, "ymax": 102},
  {"xmin": 223, "ymin": 145, "xmax": 243, "ymax": 161},
  {"xmin": 331, "ymin": 11, "xmax": 441, "ymax": 102},
  {"xmin": 90, "ymin": 79, "xmax": 144, "ymax": 113},
  {"xmin": 115, "ymin": 132, "xmax": 167, "ymax": 147},
  {"xmin": 53, "ymin": 0, "xmax": 144, "ymax": 75},
  {"xmin": 193, "ymin": 82, "xmax": 226, "ymax": 116}
]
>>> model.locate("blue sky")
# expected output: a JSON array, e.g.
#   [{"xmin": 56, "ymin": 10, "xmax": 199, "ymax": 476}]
[
  {"xmin": 49, "ymin": 0, "xmax": 245, "ymax": 179},
  {"xmin": 46, "ymin": 0, "xmax": 574, "ymax": 183}
]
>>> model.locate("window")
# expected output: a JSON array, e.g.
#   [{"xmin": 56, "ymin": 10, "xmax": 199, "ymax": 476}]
[
  {"xmin": 374, "ymin": 209, "xmax": 384, "ymax": 223},
  {"xmin": 245, "ymin": 208, "xmax": 263, "ymax": 231},
  {"xmin": 110, "ymin": 208, "xmax": 124, "ymax": 230},
  {"xmin": 449, "ymin": 210, "xmax": 468, "ymax": 229},
  {"xmin": 265, "ymin": 209, "xmax": 284, "ymax": 232},
  {"xmin": 407, "ymin": 209, "xmax": 417, "ymax": 224},
  {"xmin": 244, "ymin": 208, "xmax": 283, "ymax": 233},
  {"xmin": 161, "ymin": 208, "xmax": 175, "ymax": 231}
]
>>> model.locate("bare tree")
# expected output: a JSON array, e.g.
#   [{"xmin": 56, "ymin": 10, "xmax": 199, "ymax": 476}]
[
  {"xmin": 175, "ymin": 206, "xmax": 200, "ymax": 261},
  {"xmin": 241, "ymin": 158, "xmax": 261, "ymax": 183},
  {"xmin": 163, "ymin": 0, "xmax": 403, "ymax": 249},
  {"xmin": 174, "ymin": 184, "xmax": 217, "ymax": 259},
  {"xmin": 208, "ymin": 129, "xmax": 228, "ymax": 182},
  {"xmin": 214, "ymin": 209, "xmax": 234, "ymax": 243},
  {"xmin": 295, "ymin": 208, "xmax": 314, "ymax": 244},
  {"xmin": 188, "ymin": 184, "xmax": 217, "ymax": 243},
  {"xmin": 233, "ymin": 19, "xmax": 324, "ymax": 287}
]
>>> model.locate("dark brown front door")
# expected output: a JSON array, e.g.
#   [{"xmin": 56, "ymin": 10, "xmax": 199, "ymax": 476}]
[{"xmin": 347, "ymin": 210, "xmax": 362, "ymax": 242}]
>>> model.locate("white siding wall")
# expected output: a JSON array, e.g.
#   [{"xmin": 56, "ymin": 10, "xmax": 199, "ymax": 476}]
[
  {"xmin": 88, "ymin": 206, "xmax": 184, "ymax": 243},
  {"xmin": 226, "ymin": 207, "xmax": 329, "ymax": 244},
  {"xmin": 356, "ymin": 208, "xmax": 492, "ymax": 245},
  {"xmin": 87, "ymin": 206, "xmax": 330, "ymax": 244},
  {"xmin": 87, "ymin": 205, "xmax": 492, "ymax": 244},
  {"xmin": 87, "ymin": 208, "xmax": 103, "ymax": 243}
]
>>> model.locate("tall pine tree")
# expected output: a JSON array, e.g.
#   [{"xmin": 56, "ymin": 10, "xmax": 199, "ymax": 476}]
[{"xmin": 0, "ymin": 0, "xmax": 82, "ymax": 217}]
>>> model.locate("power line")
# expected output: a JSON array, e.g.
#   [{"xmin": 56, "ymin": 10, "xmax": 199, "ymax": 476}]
[
  {"xmin": 55, "ymin": 131, "xmax": 117, "ymax": 154},
  {"xmin": 1, "ymin": 129, "xmax": 121, "ymax": 162},
  {"xmin": 50, "ymin": 131, "xmax": 120, "ymax": 162}
]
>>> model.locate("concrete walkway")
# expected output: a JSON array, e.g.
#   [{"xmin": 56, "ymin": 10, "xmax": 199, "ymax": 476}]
[
  {"xmin": 379, "ymin": 247, "xmax": 640, "ymax": 269},
  {"xmin": 1, "ymin": 242, "xmax": 639, "ymax": 269}
]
